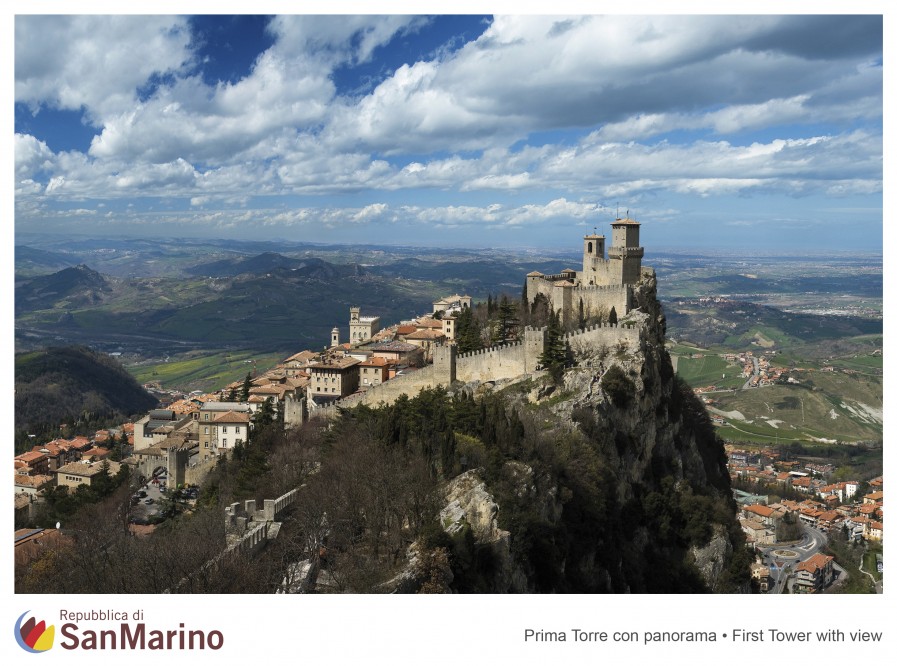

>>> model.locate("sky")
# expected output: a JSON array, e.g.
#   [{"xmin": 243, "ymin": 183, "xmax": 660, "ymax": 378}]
[{"xmin": 13, "ymin": 14, "xmax": 883, "ymax": 251}]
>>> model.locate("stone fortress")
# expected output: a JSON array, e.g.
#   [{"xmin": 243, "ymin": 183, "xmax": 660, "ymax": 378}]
[
  {"xmin": 308, "ymin": 219, "xmax": 652, "ymax": 417},
  {"xmin": 526, "ymin": 217, "xmax": 647, "ymax": 325}
]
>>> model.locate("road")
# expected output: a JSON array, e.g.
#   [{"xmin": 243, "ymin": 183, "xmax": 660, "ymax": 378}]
[
  {"xmin": 742, "ymin": 356, "xmax": 760, "ymax": 390},
  {"xmin": 759, "ymin": 523, "xmax": 828, "ymax": 594}
]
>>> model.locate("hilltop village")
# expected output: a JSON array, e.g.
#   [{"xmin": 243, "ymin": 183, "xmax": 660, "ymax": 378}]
[{"xmin": 15, "ymin": 219, "xmax": 883, "ymax": 593}]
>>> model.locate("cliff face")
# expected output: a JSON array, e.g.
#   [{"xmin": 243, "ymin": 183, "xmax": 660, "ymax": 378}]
[{"xmin": 436, "ymin": 271, "xmax": 749, "ymax": 593}]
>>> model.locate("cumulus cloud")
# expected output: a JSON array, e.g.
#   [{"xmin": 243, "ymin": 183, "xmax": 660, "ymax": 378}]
[
  {"xmin": 15, "ymin": 16, "xmax": 193, "ymax": 123},
  {"xmin": 15, "ymin": 133, "xmax": 55, "ymax": 178},
  {"xmin": 14, "ymin": 14, "xmax": 882, "ymax": 238}
]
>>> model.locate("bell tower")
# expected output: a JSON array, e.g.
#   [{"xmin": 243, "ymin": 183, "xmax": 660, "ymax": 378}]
[{"xmin": 582, "ymin": 232, "xmax": 605, "ymax": 281}]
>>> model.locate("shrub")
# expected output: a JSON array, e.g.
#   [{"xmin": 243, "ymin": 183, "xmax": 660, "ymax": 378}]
[{"xmin": 602, "ymin": 365, "xmax": 636, "ymax": 407}]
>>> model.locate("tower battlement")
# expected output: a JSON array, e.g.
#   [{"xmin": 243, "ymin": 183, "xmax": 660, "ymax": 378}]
[{"xmin": 526, "ymin": 219, "xmax": 647, "ymax": 325}]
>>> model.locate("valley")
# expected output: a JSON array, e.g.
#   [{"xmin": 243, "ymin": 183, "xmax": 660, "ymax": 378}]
[{"xmin": 15, "ymin": 236, "xmax": 882, "ymax": 445}]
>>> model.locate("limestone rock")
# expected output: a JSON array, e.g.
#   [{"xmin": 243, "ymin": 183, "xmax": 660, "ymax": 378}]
[{"xmin": 690, "ymin": 524, "xmax": 733, "ymax": 590}]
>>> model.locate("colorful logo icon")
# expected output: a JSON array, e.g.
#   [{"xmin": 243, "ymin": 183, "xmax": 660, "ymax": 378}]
[{"xmin": 15, "ymin": 612, "xmax": 55, "ymax": 653}]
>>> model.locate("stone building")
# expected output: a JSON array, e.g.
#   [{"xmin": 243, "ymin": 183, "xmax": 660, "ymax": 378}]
[
  {"xmin": 525, "ymin": 218, "xmax": 648, "ymax": 325},
  {"xmin": 433, "ymin": 293, "xmax": 472, "ymax": 315},
  {"xmin": 56, "ymin": 460, "xmax": 122, "ymax": 490},
  {"xmin": 199, "ymin": 402, "xmax": 252, "ymax": 454},
  {"xmin": 349, "ymin": 307, "xmax": 380, "ymax": 343},
  {"xmin": 309, "ymin": 356, "xmax": 360, "ymax": 400}
]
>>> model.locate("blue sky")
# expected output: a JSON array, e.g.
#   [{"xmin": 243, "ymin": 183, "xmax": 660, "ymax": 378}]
[{"xmin": 13, "ymin": 15, "xmax": 883, "ymax": 250}]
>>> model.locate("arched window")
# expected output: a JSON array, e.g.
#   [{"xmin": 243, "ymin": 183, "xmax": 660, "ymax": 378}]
[{"xmin": 588, "ymin": 242, "xmax": 593, "ymax": 253}]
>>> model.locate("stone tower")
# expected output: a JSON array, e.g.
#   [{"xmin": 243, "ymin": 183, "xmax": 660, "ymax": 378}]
[
  {"xmin": 433, "ymin": 344, "xmax": 456, "ymax": 385},
  {"xmin": 331, "ymin": 327, "xmax": 340, "ymax": 348},
  {"xmin": 524, "ymin": 326, "xmax": 548, "ymax": 372},
  {"xmin": 582, "ymin": 232, "xmax": 606, "ymax": 278},
  {"xmin": 284, "ymin": 393, "xmax": 307, "ymax": 428},
  {"xmin": 608, "ymin": 218, "xmax": 643, "ymax": 284}
]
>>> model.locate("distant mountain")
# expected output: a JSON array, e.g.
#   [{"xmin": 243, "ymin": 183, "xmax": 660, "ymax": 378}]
[
  {"xmin": 187, "ymin": 252, "xmax": 366, "ymax": 280},
  {"xmin": 15, "ymin": 245, "xmax": 76, "ymax": 277},
  {"xmin": 15, "ymin": 265, "xmax": 111, "ymax": 315},
  {"xmin": 15, "ymin": 346, "xmax": 158, "ymax": 436},
  {"xmin": 369, "ymin": 257, "xmax": 553, "ymax": 289}
]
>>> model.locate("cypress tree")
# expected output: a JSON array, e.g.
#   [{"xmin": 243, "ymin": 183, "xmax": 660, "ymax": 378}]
[
  {"xmin": 540, "ymin": 310, "xmax": 567, "ymax": 382},
  {"xmin": 240, "ymin": 372, "xmax": 252, "ymax": 401}
]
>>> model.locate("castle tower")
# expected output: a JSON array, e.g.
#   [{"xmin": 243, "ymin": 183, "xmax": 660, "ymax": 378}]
[
  {"xmin": 608, "ymin": 218, "xmax": 644, "ymax": 284},
  {"xmin": 284, "ymin": 393, "xmax": 307, "ymax": 428},
  {"xmin": 331, "ymin": 327, "xmax": 340, "ymax": 348},
  {"xmin": 524, "ymin": 326, "xmax": 548, "ymax": 373},
  {"xmin": 433, "ymin": 344, "xmax": 456, "ymax": 385},
  {"xmin": 582, "ymin": 233, "xmax": 605, "ymax": 282}
]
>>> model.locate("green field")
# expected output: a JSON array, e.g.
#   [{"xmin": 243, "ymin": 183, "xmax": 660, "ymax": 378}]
[
  {"xmin": 676, "ymin": 354, "xmax": 744, "ymax": 388},
  {"xmin": 834, "ymin": 354, "xmax": 883, "ymax": 372},
  {"xmin": 710, "ymin": 372, "xmax": 881, "ymax": 443},
  {"xmin": 127, "ymin": 349, "xmax": 287, "ymax": 392}
]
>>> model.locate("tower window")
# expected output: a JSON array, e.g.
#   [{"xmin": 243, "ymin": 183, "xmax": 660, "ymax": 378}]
[{"xmin": 588, "ymin": 242, "xmax": 593, "ymax": 253}]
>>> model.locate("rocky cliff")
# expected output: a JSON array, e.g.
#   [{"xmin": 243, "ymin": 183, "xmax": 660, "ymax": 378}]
[{"xmin": 428, "ymin": 271, "xmax": 750, "ymax": 593}]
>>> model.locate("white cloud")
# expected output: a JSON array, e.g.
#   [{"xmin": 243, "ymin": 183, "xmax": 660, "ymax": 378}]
[
  {"xmin": 14, "ymin": 133, "xmax": 55, "ymax": 178},
  {"xmin": 13, "ymin": 15, "xmax": 881, "ymax": 233},
  {"xmin": 15, "ymin": 16, "xmax": 193, "ymax": 123}
]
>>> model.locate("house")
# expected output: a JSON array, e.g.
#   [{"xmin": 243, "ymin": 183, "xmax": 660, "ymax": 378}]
[
  {"xmin": 81, "ymin": 446, "xmax": 111, "ymax": 462},
  {"xmin": 29, "ymin": 441, "xmax": 79, "ymax": 472},
  {"xmin": 750, "ymin": 561, "xmax": 771, "ymax": 592},
  {"xmin": 363, "ymin": 340, "xmax": 423, "ymax": 364},
  {"xmin": 742, "ymin": 504, "xmax": 778, "ymax": 528},
  {"xmin": 403, "ymin": 329, "xmax": 447, "ymax": 361},
  {"xmin": 198, "ymin": 402, "xmax": 252, "ymax": 453},
  {"xmin": 864, "ymin": 521, "xmax": 883, "ymax": 541},
  {"xmin": 210, "ymin": 411, "xmax": 251, "ymax": 454},
  {"xmin": 309, "ymin": 356, "xmax": 360, "ymax": 399},
  {"xmin": 14, "ymin": 473, "xmax": 53, "ymax": 497},
  {"xmin": 740, "ymin": 519, "xmax": 775, "ymax": 545},
  {"xmin": 55, "ymin": 460, "xmax": 122, "ymax": 490},
  {"xmin": 134, "ymin": 409, "xmax": 193, "ymax": 449},
  {"xmin": 863, "ymin": 491, "xmax": 884, "ymax": 505},
  {"xmin": 793, "ymin": 553, "xmax": 834, "ymax": 593},
  {"xmin": 359, "ymin": 357, "xmax": 391, "ymax": 389},
  {"xmin": 283, "ymin": 350, "xmax": 319, "ymax": 376},
  {"xmin": 441, "ymin": 315, "xmax": 457, "ymax": 341},
  {"xmin": 13, "ymin": 451, "xmax": 49, "ymax": 476},
  {"xmin": 432, "ymin": 294, "xmax": 472, "ymax": 316}
]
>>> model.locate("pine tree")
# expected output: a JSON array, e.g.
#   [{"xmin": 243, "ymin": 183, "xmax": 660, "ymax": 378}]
[
  {"xmin": 539, "ymin": 310, "xmax": 567, "ymax": 382},
  {"xmin": 455, "ymin": 306, "xmax": 482, "ymax": 353},
  {"xmin": 493, "ymin": 295, "xmax": 519, "ymax": 344},
  {"xmin": 608, "ymin": 306, "xmax": 618, "ymax": 326},
  {"xmin": 578, "ymin": 297, "xmax": 585, "ymax": 329}
]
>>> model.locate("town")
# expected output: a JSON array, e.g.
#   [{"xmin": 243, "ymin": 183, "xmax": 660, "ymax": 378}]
[{"xmin": 15, "ymin": 221, "xmax": 883, "ymax": 594}]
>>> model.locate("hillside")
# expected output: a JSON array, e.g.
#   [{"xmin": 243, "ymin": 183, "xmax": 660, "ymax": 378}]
[
  {"xmin": 231, "ymin": 271, "xmax": 753, "ymax": 593},
  {"xmin": 15, "ymin": 245, "xmax": 75, "ymax": 277},
  {"xmin": 15, "ymin": 265, "xmax": 110, "ymax": 315},
  {"xmin": 14, "ymin": 346, "xmax": 157, "ymax": 442},
  {"xmin": 186, "ymin": 253, "xmax": 367, "ymax": 280},
  {"xmin": 15, "ymin": 263, "xmax": 438, "ymax": 354}
]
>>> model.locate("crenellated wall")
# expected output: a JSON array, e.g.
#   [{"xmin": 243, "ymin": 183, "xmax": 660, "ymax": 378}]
[
  {"xmin": 456, "ymin": 341, "xmax": 526, "ymax": 382},
  {"xmin": 312, "ymin": 321, "xmax": 641, "ymax": 417},
  {"xmin": 563, "ymin": 322, "xmax": 642, "ymax": 353}
]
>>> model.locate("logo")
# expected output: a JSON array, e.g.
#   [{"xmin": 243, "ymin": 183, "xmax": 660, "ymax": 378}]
[{"xmin": 15, "ymin": 612, "xmax": 55, "ymax": 653}]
